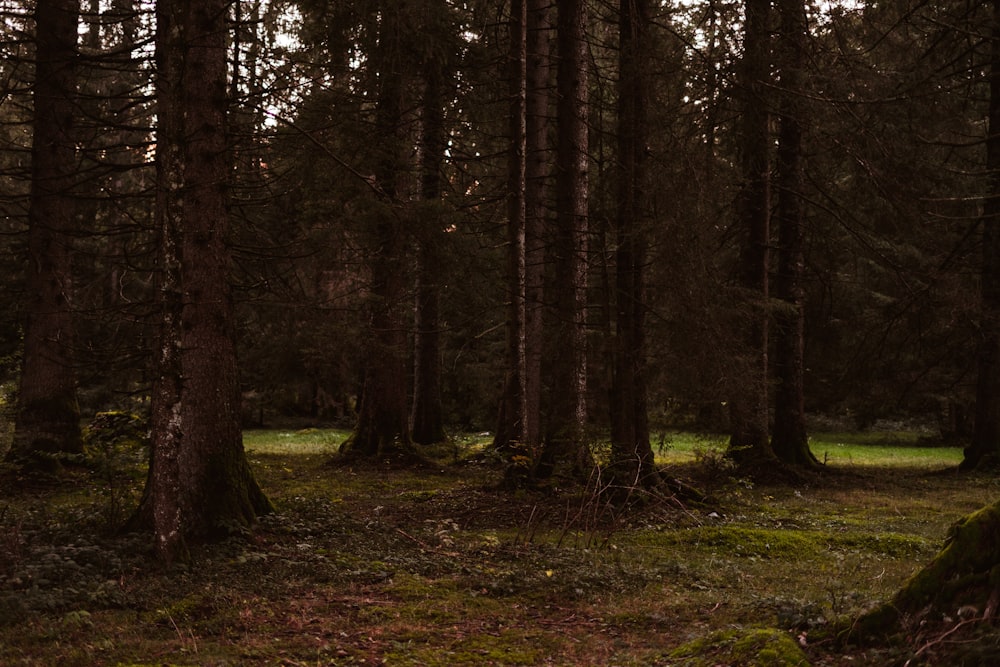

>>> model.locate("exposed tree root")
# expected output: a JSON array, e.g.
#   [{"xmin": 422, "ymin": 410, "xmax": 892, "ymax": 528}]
[{"xmin": 842, "ymin": 500, "xmax": 1000, "ymax": 645}]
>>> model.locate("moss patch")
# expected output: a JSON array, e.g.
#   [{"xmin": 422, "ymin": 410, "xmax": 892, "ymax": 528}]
[{"xmin": 669, "ymin": 627, "xmax": 809, "ymax": 666}]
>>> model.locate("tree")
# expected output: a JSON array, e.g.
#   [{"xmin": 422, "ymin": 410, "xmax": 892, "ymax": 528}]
[
  {"xmin": 493, "ymin": 0, "xmax": 531, "ymax": 479},
  {"xmin": 524, "ymin": 0, "xmax": 553, "ymax": 452},
  {"xmin": 7, "ymin": 0, "xmax": 84, "ymax": 468},
  {"xmin": 148, "ymin": 0, "xmax": 271, "ymax": 562},
  {"xmin": 770, "ymin": 0, "xmax": 818, "ymax": 466},
  {"xmin": 410, "ymin": 75, "xmax": 447, "ymax": 447},
  {"xmin": 727, "ymin": 0, "xmax": 775, "ymax": 463},
  {"xmin": 608, "ymin": 0, "xmax": 656, "ymax": 488},
  {"xmin": 965, "ymin": 0, "xmax": 1000, "ymax": 470},
  {"xmin": 537, "ymin": 0, "xmax": 592, "ymax": 479},
  {"xmin": 411, "ymin": 1, "xmax": 459, "ymax": 447},
  {"xmin": 341, "ymin": 0, "xmax": 415, "ymax": 458}
]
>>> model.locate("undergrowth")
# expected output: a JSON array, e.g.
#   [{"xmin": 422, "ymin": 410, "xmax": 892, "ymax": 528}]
[{"xmin": 0, "ymin": 430, "xmax": 995, "ymax": 665}]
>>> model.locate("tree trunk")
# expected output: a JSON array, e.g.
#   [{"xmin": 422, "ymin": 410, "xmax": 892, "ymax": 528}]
[
  {"xmin": 609, "ymin": 0, "xmax": 656, "ymax": 489},
  {"xmin": 966, "ymin": 0, "xmax": 1000, "ymax": 470},
  {"xmin": 144, "ymin": 0, "xmax": 271, "ymax": 559},
  {"xmin": 849, "ymin": 500, "xmax": 1000, "ymax": 641},
  {"xmin": 524, "ymin": 0, "xmax": 553, "ymax": 452},
  {"xmin": 493, "ymin": 0, "xmax": 532, "ymax": 482},
  {"xmin": 538, "ymin": 0, "xmax": 592, "ymax": 480},
  {"xmin": 145, "ymin": 0, "xmax": 187, "ymax": 565},
  {"xmin": 343, "ymin": 0, "xmax": 413, "ymax": 458},
  {"xmin": 771, "ymin": 0, "xmax": 818, "ymax": 467},
  {"xmin": 411, "ymin": 62, "xmax": 447, "ymax": 446},
  {"xmin": 727, "ymin": 0, "xmax": 775, "ymax": 463},
  {"xmin": 8, "ymin": 0, "xmax": 83, "ymax": 468}
]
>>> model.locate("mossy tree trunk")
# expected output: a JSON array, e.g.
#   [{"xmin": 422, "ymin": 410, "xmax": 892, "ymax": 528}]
[
  {"xmin": 849, "ymin": 500, "xmax": 1000, "ymax": 642},
  {"xmin": 8, "ymin": 0, "xmax": 83, "ymax": 469}
]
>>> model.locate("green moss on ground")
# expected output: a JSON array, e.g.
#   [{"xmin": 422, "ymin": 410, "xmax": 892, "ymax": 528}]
[{"xmin": 668, "ymin": 627, "xmax": 810, "ymax": 666}]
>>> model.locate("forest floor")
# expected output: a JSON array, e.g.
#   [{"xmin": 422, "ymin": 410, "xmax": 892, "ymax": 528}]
[{"xmin": 1, "ymin": 429, "xmax": 998, "ymax": 666}]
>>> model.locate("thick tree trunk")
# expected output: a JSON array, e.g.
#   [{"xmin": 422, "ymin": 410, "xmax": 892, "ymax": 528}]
[
  {"xmin": 609, "ymin": 0, "xmax": 656, "ymax": 489},
  {"xmin": 538, "ymin": 0, "xmax": 592, "ymax": 480},
  {"xmin": 771, "ymin": 0, "xmax": 818, "ymax": 467},
  {"xmin": 727, "ymin": 0, "xmax": 775, "ymax": 463},
  {"xmin": 966, "ymin": 0, "xmax": 1000, "ymax": 470},
  {"xmin": 8, "ymin": 0, "xmax": 83, "ymax": 468},
  {"xmin": 142, "ymin": 0, "xmax": 271, "ymax": 561},
  {"xmin": 177, "ymin": 0, "xmax": 271, "ymax": 536}
]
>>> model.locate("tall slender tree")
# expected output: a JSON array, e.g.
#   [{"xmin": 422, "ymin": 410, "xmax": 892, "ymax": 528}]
[
  {"xmin": 965, "ymin": 0, "xmax": 1000, "ymax": 470},
  {"xmin": 341, "ymin": 0, "xmax": 414, "ymax": 457},
  {"xmin": 727, "ymin": 0, "xmax": 775, "ymax": 463},
  {"xmin": 609, "ymin": 0, "xmax": 656, "ymax": 488},
  {"xmin": 771, "ymin": 0, "xmax": 818, "ymax": 466},
  {"xmin": 411, "ymin": 1, "xmax": 458, "ymax": 447},
  {"xmin": 538, "ymin": 0, "xmax": 592, "ymax": 479},
  {"xmin": 8, "ymin": 0, "xmax": 84, "ymax": 468},
  {"xmin": 494, "ymin": 0, "xmax": 531, "ymax": 480},
  {"xmin": 524, "ymin": 0, "xmax": 553, "ymax": 451}
]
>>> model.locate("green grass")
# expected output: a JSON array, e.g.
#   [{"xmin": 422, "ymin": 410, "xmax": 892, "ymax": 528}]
[
  {"xmin": 652, "ymin": 430, "xmax": 963, "ymax": 468},
  {"xmin": 242, "ymin": 428, "xmax": 964, "ymax": 470},
  {"xmin": 242, "ymin": 427, "xmax": 349, "ymax": 455}
]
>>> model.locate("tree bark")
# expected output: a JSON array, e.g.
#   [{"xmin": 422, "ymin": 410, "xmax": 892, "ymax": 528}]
[
  {"xmin": 342, "ymin": 0, "xmax": 413, "ymax": 458},
  {"xmin": 771, "ymin": 0, "xmax": 818, "ymax": 467},
  {"xmin": 609, "ymin": 0, "xmax": 656, "ymax": 489},
  {"xmin": 146, "ymin": 0, "xmax": 186, "ymax": 565},
  {"xmin": 143, "ymin": 0, "xmax": 271, "ymax": 560},
  {"xmin": 493, "ymin": 0, "xmax": 532, "ymax": 482},
  {"xmin": 411, "ymin": 61, "xmax": 447, "ymax": 446},
  {"xmin": 966, "ymin": 0, "xmax": 1000, "ymax": 470},
  {"xmin": 727, "ymin": 0, "xmax": 775, "ymax": 463},
  {"xmin": 8, "ymin": 0, "xmax": 83, "ymax": 468},
  {"xmin": 524, "ymin": 0, "xmax": 553, "ymax": 452},
  {"xmin": 538, "ymin": 0, "xmax": 592, "ymax": 480}
]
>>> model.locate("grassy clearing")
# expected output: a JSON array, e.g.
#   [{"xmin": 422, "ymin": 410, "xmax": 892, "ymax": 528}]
[
  {"xmin": 652, "ymin": 430, "xmax": 964, "ymax": 468},
  {"xmin": 1, "ymin": 429, "xmax": 997, "ymax": 665}
]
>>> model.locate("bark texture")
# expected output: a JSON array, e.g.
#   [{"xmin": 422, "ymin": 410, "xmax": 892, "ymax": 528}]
[
  {"xmin": 493, "ymin": 0, "xmax": 534, "ymax": 484},
  {"xmin": 411, "ymin": 61, "xmax": 447, "ymax": 446},
  {"xmin": 145, "ymin": 0, "xmax": 271, "ymax": 562}
]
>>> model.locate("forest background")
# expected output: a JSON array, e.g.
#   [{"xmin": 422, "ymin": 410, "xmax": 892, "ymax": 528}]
[
  {"xmin": 3, "ymin": 0, "xmax": 1000, "ymax": 664},
  {"xmin": 1, "ymin": 0, "xmax": 1000, "ymax": 555}
]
